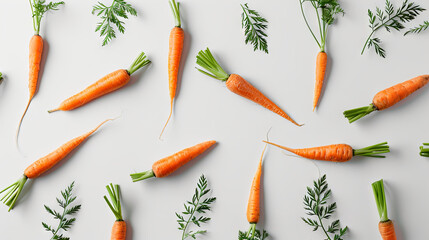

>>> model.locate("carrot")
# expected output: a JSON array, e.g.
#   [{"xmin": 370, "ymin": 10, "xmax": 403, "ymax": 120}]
[
  {"xmin": 0, "ymin": 119, "xmax": 111, "ymax": 211},
  {"xmin": 372, "ymin": 179, "xmax": 397, "ymax": 240},
  {"xmin": 48, "ymin": 52, "xmax": 150, "ymax": 113},
  {"xmin": 130, "ymin": 140, "xmax": 216, "ymax": 182},
  {"xmin": 263, "ymin": 141, "xmax": 389, "ymax": 162},
  {"xmin": 196, "ymin": 48, "xmax": 301, "ymax": 126},
  {"xmin": 160, "ymin": 0, "xmax": 185, "ymax": 138},
  {"xmin": 104, "ymin": 184, "xmax": 126, "ymax": 240},
  {"xmin": 313, "ymin": 51, "xmax": 327, "ymax": 111},
  {"xmin": 344, "ymin": 75, "xmax": 429, "ymax": 123}
]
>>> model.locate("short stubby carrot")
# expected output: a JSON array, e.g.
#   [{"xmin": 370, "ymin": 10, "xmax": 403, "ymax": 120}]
[
  {"xmin": 130, "ymin": 140, "xmax": 216, "ymax": 182},
  {"xmin": 0, "ymin": 119, "xmax": 111, "ymax": 211},
  {"xmin": 48, "ymin": 52, "xmax": 150, "ymax": 112},
  {"xmin": 104, "ymin": 184, "xmax": 127, "ymax": 240},
  {"xmin": 160, "ymin": 0, "xmax": 185, "ymax": 138},
  {"xmin": 196, "ymin": 48, "xmax": 301, "ymax": 126},
  {"xmin": 344, "ymin": 75, "xmax": 429, "ymax": 123},
  {"xmin": 264, "ymin": 141, "xmax": 389, "ymax": 162},
  {"xmin": 313, "ymin": 51, "xmax": 327, "ymax": 111},
  {"xmin": 372, "ymin": 179, "xmax": 397, "ymax": 240}
]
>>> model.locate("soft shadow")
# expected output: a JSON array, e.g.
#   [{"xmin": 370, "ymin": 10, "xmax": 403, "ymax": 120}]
[
  {"xmin": 14, "ymin": 178, "xmax": 35, "ymax": 208},
  {"xmin": 125, "ymin": 220, "xmax": 133, "ymax": 240},
  {"xmin": 385, "ymin": 182, "xmax": 405, "ymax": 240}
]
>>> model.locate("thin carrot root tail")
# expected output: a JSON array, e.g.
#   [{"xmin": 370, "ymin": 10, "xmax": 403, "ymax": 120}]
[
  {"xmin": 0, "ymin": 175, "xmax": 28, "ymax": 211},
  {"xmin": 159, "ymin": 100, "xmax": 173, "ymax": 140},
  {"xmin": 47, "ymin": 108, "xmax": 59, "ymax": 113},
  {"xmin": 343, "ymin": 104, "xmax": 376, "ymax": 123},
  {"xmin": 16, "ymin": 98, "xmax": 33, "ymax": 150},
  {"xmin": 262, "ymin": 141, "xmax": 294, "ymax": 153},
  {"xmin": 354, "ymin": 142, "xmax": 390, "ymax": 158},
  {"xmin": 88, "ymin": 118, "xmax": 114, "ymax": 135}
]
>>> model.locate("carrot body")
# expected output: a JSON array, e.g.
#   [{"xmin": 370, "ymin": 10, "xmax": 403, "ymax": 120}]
[
  {"xmin": 152, "ymin": 140, "xmax": 216, "ymax": 178},
  {"xmin": 111, "ymin": 220, "xmax": 127, "ymax": 240},
  {"xmin": 379, "ymin": 220, "xmax": 396, "ymax": 240},
  {"xmin": 24, "ymin": 119, "xmax": 110, "ymax": 178},
  {"xmin": 226, "ymin": 74, "xmax": 301, "ymax": 126},
  {"xmin": 29, "ymin": 35, "xmax": 43, "ymax": 100},
  {"xmin": 247, "ymin": 158, "xmax": 262, "ymax": 223},
  {"xmin": 313, "ymin": 51, "xmax": 327, "ymax": 111},
  {"xmin": 373, "ymin": 75, "xmax": 429, "ymax": 110}
]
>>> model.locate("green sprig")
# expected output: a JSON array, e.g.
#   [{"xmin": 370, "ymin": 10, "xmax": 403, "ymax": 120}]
[
  {"xmin": 405, "ymin": 21, "xmax": 429, "ymax": 35},
  {"xmin": 29, "ymin": 0, "xmax": 65, "ymax": 35},
  {"xmin": 241, "ymin": 3, "xmax": 269, "ymax": 53},
  {"xmin": 238, "ymin": 228, "xmax": 268, "ymax": 240},
  {"xmin": 104, "ymin": 183, "xmax": 123, "ymax": 221}
]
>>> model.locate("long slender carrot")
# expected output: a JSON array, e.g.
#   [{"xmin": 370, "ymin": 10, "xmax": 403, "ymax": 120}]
[
  {"xmin": 196, "ymin": 48, "xmax": 301, "ymax": 126},
  {"xmin": 0, "ymin": 119, "xmax": 111, "ymax": 211},
  {"xmin": 344, "ymin": 75, "xmax": 429, "ymax": 123},
  {"xmin": 48, "ymin": 52, "xmax": 150, "ymax": 113},
  {"xmin": 264, "ymin": 141, "xmax": 389, "ymax": 162},
  {"xmin": 313, "ymin": 51, "xmax": 327, "ymax": 111},
  {"xmin": 104, "ymin": 184, "xmax": 126, "ymax": 240},
  {"xmin": 372, "ymin": 179, "xmax": 397, "ymax": 240},
  {"xmin": 130, "ymin": 140, "xmax": 216, "ymax": 182},
  {"xmin": 160, "ymin": 0, "xmax": 184, "ymax": 138}
]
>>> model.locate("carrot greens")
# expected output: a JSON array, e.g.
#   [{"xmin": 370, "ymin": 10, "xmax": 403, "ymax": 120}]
[
  {"xmin": 29, "ymin": 0, "xmax": 65, "ymax": 35},
  {"xmin": 241, "ymin": 3, "xmax": 268, "ymax": 53}
]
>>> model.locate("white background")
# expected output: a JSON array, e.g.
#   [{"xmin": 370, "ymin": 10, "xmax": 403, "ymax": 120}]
[{"xmin": 1, "ymin": 0, "xmax": 429, "ymax": 239}]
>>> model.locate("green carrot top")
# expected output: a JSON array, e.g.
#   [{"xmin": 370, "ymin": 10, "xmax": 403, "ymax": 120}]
[
  {"xmin": 104, "ymin": 184, "xmax": 123, "ymax": 221},
  {"xmin": 127, "ymin": 52, "xmax": 151, "ymax": 75},
  {"xmin": 353, "ymin": 142, "xmax": 390, "ymax": 158},
  {"xmin": 169, "ymin": 0, "xmax": 181, "ymax": 28},
  {"xmin": 196, "ymin": 48, "xmax": 230, "ymax": 81},
  {"xmin": 29, "ymin": 0, "xmax": 65, "ymax": 35},
  {"xmin": 372, "ymin": 179, "xmax": 389, "ymax": 222}
]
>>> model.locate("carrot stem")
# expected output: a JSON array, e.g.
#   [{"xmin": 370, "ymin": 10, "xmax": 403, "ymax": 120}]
[
  {"xmin": 130, "ymin": 170, "xmax": 155, "ymax": 182},
  {"xmin": 343, "ymin": 104, "xmax": 376, "ymax": 123},
  {"xmin": 169, "ymin": 0, "xmax": 181, "ymax": 28},
  {"xmin": 127, "ymin": 52, "xmax": 151, "ymax": 75},
  {"xmin": 353, "ymin": 142, "xmax": 389, "ymax": 158},
  {"xmin": 419, "ymin": 143, "xmax": 429, "ymax": 157},
  {"xmin": 247, "ymin": 223, "xmax": 256, "ymax": 239},
  {"xmin": 372, "ymin": 179, "xmax": 389, "ymax": 222},
  {"xmin": 0, "ymin": 72, "xmax": 3, "ymax": 84},
  {"xmin": 196, "ymin": 48, "xmax": 229, "ymax": 81},
  {"xmin": 104, "ymin": 183, "xmax": 123, "ymax": 221},
  {"xmin": 0, "ymin": 175, "xmax": 28, "ymax": 211}
]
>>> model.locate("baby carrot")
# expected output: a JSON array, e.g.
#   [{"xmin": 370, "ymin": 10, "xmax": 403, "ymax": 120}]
[
  {"xmin": 372, "ymin": 179, "xmax": 397, "ymax": 240},
  {"xmin": 104, "ymin": 184, "xmax": 126, "ymax": 240}
]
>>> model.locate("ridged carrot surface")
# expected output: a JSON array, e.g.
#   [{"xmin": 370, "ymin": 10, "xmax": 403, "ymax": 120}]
[
  {"xmin": 247, "ymin": 155, "xmax": 262, "ymax": 223},
  {"xmin": 379, "ymin": 221, "xmax": 397, "ymax": 240},
  {"xmin": 111, "ymin": 220, "xmax": 127, "ymax": 240},
  {"xmin": 313, "ymin": 51, "xmax": 327, "ymax": 111}
]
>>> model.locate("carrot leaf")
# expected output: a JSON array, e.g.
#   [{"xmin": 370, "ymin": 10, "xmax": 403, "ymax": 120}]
[
  {"xmin": 405, "ymin": 20, "xmax": 429, "ymax": 35},
  {"xmin": 196, "ymin": 48, "xmax": 229, "ymax": 81},
  {"xmin": 343, "ymin": 104, "xmax": 376, "ymax": 123},
  {"xmin": 419, "ymin": 143, "xmax": 429, "ymax": 157},
  {"xmin": 238, "ymin": 224, "xmax": 268, "ymax": 240},
  {"xmin": 30, "ymin": 0, "xmax": 65, "ymax": 35},
  {"xmin": 241, "ymin": 3, "xmax": 269, "ymax": 54},
  {"xmin": 372, "ymin": 179, "xmax": 389, "ymax": 222},
  {"xmin": 0, "ymin": 72, "xmax": 3, "ymax": 85},
  {"xmin": 169, "ymin": 0, "xmax": 181, "ymax": 28},
  {"xmin": 104, "ymin": 183, "xmax": 123, "ymax": 221},
  {"xmin": 127, "ymin": 52, "xmax": 151, "ymax": 75},
  {"xmin": 0, "ymin": 175, "xmax": 28, "ymax": 211},
  {"xmin": 353, "ymin": 142, "xmax": 390, "ymax": 158},
  {"xmin": 130, "ymin": 169, "xmax": 155, "ymax": 182}
]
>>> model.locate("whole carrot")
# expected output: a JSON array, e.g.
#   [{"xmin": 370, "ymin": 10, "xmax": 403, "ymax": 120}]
[
  {"xmin": 48, "ymin": 52, "xmax": 150, "ymax": 112},
  {"xmin": 130, "ymin": 140, "xmax": 216, "ymax": 182},
  {"xmin": 160, "ymin": 0, "xmax": 185, "ymax": 138},
  {"xmin": 344, "ymin": 75, "xmax": 429, "ymax": 123},
  {"xmin": 0, "ymin": 119, "xmax": 111, "ymax": 211},
  {"xmin": 196, "ymin": 48, "xmax": 301, "ymax": 126},
  {"xmin": 264, "ymin": 141, "xmax": 389, "ymax": 162},
  {"xmin": 104, "ymin": 184, "xmax": 126, "ymax": 240},
  {"xmin": 372, "ymin": 179, "xmax": 397, "ymax": 240},
  {"xmin": 16, "ymin": 0, "xmax": 64, "ymax": 146}
]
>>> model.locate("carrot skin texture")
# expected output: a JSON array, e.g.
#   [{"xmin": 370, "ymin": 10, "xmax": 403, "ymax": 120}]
[
  {"xmin": 379, "ymin": 220, "xmax": 397, "ymax": 240},
  {"xmin": 373, "ymin": 75, "xmax": 429, "ymax": 111},
  {"xmin": 226, "ymin": 74, "xmax": 301, "ymax": 126},
  {"xmin": 111, "ymin": 220, "xmax": 127, "ymax": 240},
  {"xmin": 313, "ymin": 51, "xmax": 327, "ymax": 111},
  {"xmin": 168, "ymin": 27, "xmax": 184, "ymax": 102},
  {"xmin": 152, "ymin": 140, "xmax": 216, "ymax": 178},
  {"xmin": 247, "ymin": 159, "xmax": 262, "ymax": 223},
  {"xmin": 29, "ymin": 35, "xmax": 43, "ymax": 99}
]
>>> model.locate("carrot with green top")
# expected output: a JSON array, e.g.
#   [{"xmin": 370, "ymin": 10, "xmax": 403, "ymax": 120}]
[
  {"xmin": 196, "ymin": 48, "xmax": 301, "ymax": 126},
  {"xmin": 0, "ymin": 119, "xmax": 111, "ymax": 211},
  {"xmin": 104, "ymin": 184, "xmax": 126, "ymax": 240},
  {"xmin": 48, "ymin": 52, "xmax": 150, "ymax": 112},
  {"xmin": 264, "ymin": 141, "xmax": 389, "ymax": 162},
  {"xmin": 344, "ymin": 75, "xmax": 429, "ymax": 123},
  {"xmin": 372, "ymin": 179, "xmax": 397, "ymax": 240},
  {"xmin": 131, "ymin": 140, "xmax": 216, "ymax": 182}
]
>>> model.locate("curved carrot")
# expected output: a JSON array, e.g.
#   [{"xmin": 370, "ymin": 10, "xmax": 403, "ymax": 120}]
[
  {"xmin": 0, "ymin": 119, "xmax": 111, "ymax": 211},
  {"xmin": 196, "ymin": 48, "xmax": 302, "ymax": 126},
  {"xmin": 48, "ymin": 52, "xmax": 150, "ymax": 112},
  {"xmin": 372, "ymin": 179, "xmax": 397, "ymax": 240},
  {"xmin": 344, "ymin": 75, "xmax": 429, "ymax": 123},
  {"xmin": 160, "ymin": 0, "xmax": 184, "ymax": 138},
  {"xmin": 264, "ymin": 141, "xmax": 389, "ymax": 162},
  {"xmin": 130, "ymin": 140, "xmax": 216, "ymax": 182},
  {"xmin": 104, "ymin": 184, "xmax": 126, "ymax": 240},
  {"xmin": 313, "ymin": 51, "xmax": 327, "ymax": 111}
]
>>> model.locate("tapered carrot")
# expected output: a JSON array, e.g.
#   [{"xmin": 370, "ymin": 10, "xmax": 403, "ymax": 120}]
[
  {"xmin": 160, "ymin": 0, "xmax": 185, "ymax": 138},
  {"xmin": 313, "ymin": 51, "xmax": 327, "ymax": 111},
  {"xmin": 0, "ymin": 119, "xmax": 111, "ymax": 211},
  {"xmin": 16, "ymin": 0, "xmax": 64, "ymax": 147},
  {"xmin": 104, "ymin": 184, "xmax": 126, "ymax": 240},
  {"xmin": 48, "ymin": 52, "xmax": 150, "ymax": 112},
  {"xmin": 196, "ymin": 48, "xmax": 301, "ymax": 126},
  {"xmin": 344, "ymin": 75, "xmax": 429, "ymax": 123},
  {"xmin": 130, "ymin": 140, "xmax": 216, "ymax": 182},
  {"xmin": 372, "ymin": 179, "xmax": 397, "ymax": 240},
  {"xmin": 264, "ymin": 141, "xmax": 389, "ymax": 162}
]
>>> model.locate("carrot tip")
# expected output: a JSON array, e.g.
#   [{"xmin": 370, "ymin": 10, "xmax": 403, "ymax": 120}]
[{"xmin": 47, "ymin": 109, "xmax": 59, "ymax": 113}]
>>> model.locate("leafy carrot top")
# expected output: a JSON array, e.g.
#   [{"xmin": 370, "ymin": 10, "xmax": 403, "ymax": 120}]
[
  {"xmin": 29, "ymin": 0, "xmax": 65, "ymax": 35},
  {"xmin": 196, "ymin": 48, "xmax": 229, "ymax": 81}
]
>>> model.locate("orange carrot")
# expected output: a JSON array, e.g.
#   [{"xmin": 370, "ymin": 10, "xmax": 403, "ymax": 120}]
[
  {"xmin": 130, "ymin": 140, "xmax": 216, "ymax": 182},
  {"xmin": 313, "ymin": 51, "xmax": 327, "ymax": 111},
  {"xmin": 264, "ymin": 141, "xmax": 389, "ymax": 162},
  {"xmin": 372, "ymin": 179, "xmax": 397, "ymax": 240},
  {"xmin": 196, "ymin": 48, "xmax": 301, "ymax": 126},
  {"xmin": 344, "ymin": 75, "xmax": 429, "ymax": 123},
  {"xmin": 48, "ymin": 52, "xmax": 150, "ymax": 113},
  {"xmin": 104, "ymin": 184, "xmax": 126, "ymax": 240},
  {"xmin": 160, "ymin": 0, "xmax": 184, "ymax": 138},
  {"xmin": 0, "ymin": 119, "xmax": 111, "ymax": 211}
]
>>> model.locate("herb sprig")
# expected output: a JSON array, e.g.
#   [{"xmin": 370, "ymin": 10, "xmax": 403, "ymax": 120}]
[
  {"xmin": 176, "ymin": 175, "xmax": 216, "ymax": 240},
  {"xmin": 29, "ymin": 0, "xmax": 65, "ymax": 35},
  {"xmin": 405, "ymin": 20, "xmax": 429, "ymax": 35},
  {"xmin": 92, "ymin": 0, "xmax": 137, "ymax": 46},
  {"xmin": 42, "ymin": 182, "xmax": 81, "ymax": 240},
  {"xmin": 241, "ymin": 3, "xmax": 269, "ymax": 53},
  {"xmin": 238, "ymin": 229, "xmax": 268, "ymax": 240},
  {"xmin": 362, "ymin": 0, "xmax": 425, "ymax": 58},
  {"xmin": 302, "ymin": 175, "xmax": 348, "ymax": 240}
]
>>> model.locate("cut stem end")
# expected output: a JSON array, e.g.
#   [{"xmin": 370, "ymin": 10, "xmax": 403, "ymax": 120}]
[{"xmin": 130, "ymin": 170, "xmax": 155, "ymax": 182}]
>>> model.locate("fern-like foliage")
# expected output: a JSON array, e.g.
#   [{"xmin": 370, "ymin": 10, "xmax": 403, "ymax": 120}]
[
  {"xmin": 241, "ymin": 3, "xmax": 269, "ymax": 53},
  {"xmin": 405, "ymin": 20, "xmax": 429, "ymax": 35},
  {"xmin": 238, "ymin": 229, "xmax": 269, "ymax": 240}
]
